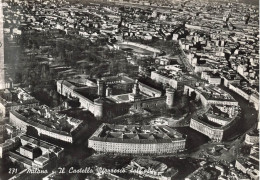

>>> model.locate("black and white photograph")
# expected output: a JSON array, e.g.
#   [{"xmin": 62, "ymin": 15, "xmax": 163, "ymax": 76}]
[{"xmin": 0, "ymin": 0, "xmax": 259, "ymax": 179}]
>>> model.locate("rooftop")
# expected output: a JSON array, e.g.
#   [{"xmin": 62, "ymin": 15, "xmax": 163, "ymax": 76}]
[
  {"xmin": 193, "ymin": 114, "xmax": 223, "ymax": 128},
  {"xmin": 16, "ymin": 107, "xmax": 82, "ymax": 134},
  {"xmin": 89, "ymin": 123, "xmax": 186, "ymax": 144},
  {"xmin": 20, "ymin": 135, "xmax": 64, "ymax": 153},
  {"xmin": 11, "ymin": 108, "xmax": 82, "ymax": 137},
  {"xmin": 0, "ymin": 88, "xmax": 39, "ymax": 107},
  {"xmin": 189, "ymin": 84, "xmax": 237, "ymax": 102}
]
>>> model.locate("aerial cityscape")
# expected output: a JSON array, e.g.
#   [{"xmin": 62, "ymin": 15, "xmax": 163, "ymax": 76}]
[{"xmin": 0, "ymin": 0, "xmax": 259, "ymax": 179}]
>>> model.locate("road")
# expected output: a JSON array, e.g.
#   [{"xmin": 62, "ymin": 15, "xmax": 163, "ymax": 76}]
[{"xmin": 175, "ymin": 42, "xmax": 195, "ymax": 73}]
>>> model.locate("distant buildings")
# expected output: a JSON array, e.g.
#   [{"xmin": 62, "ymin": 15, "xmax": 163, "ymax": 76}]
[
  {"xmin": 229, "ymin": 83, "xmax": 259, "ymax": 110},
  {"xmin": 151, "ymin": 71, "xmax": 178, "ymax": 89},
  {"xmin": 88, "ymin": 123, "xmax": 186, "ymax": 154},
  {"xmin": 201, "ymin": 72, "xmax": 221, "ymax": 85},
  {"xmin": 151, "ymin": 71, "xmax": 199, "ymax": 90}
]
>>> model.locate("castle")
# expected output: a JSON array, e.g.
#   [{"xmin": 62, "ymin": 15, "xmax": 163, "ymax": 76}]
[{"xmin": 57, "ymin": 75, "xmax": 175, "ymax": 119}]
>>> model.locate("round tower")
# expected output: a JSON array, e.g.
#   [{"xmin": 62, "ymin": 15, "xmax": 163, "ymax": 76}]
[
  {"xmin": 97, "ymin": 79, "xmax": 105, "ymax": 97},
  {"xmin": 132, "ymin": 80, "xmax": 140, "ymax": 95},
  {"xmin": 106, "ymin": 86, "xmax": 112, "ymax": 97},
  {"xmin": 94, "ymin": 98, "xmax": 104, "ymax": 119},
  {"xmin": 166, "ymin": 88, "xmax": 175, "ymax": 108}
]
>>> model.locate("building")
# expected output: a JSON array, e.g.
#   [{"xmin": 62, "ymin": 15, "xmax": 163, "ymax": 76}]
[
  {"xmin": 88, "ymin": 123, "xmax": 186, "ymax": 154},
  {"xmin": 201, "ymin": 71, "xmax": 221, "ymax": 85},
  {"xmin": 184, "ymin": 85, "xmax": 239, "ymax": 107},
  {"xmin": 9, "ymin": 107, "xmax": 84, "ymax": 143},
  {"xmin": 126, "ymin": 158, "xmax": 178, "ymax": 180},
  {"xmin": 204, "ymin": 104, "xmax": 237, "ymax": 126},
  {"xmin": 6, "ymin": 135, "xmax": 64, "ymax": 171},
  {"xmin": 151, "ymin": 71, "xmax": 178, "ymax": 89},
  {"xmin": 7, "ymin": 135, "xmax": 64, "ymax": 170},
  {"xmin": 221, "ymin": 72, "xmax": 242, "ymax": 88},
  {"xmin": 57, "ymin": 76, "xmax": 175, "ymax": 119},
  {"xmin": 185, "ymin": 167, "xmax": 212, "ymax": 180},
  {"xmin": 229, "ymin": 83, "xmax": 259, "ymax": 110},
  {"xmin": 249, "ymin": 145, "xmax": 259, "ymax": 163},
  {"xmin": 0, "ymin": 88, "xmax": 39, "ymax": 117},
  {"xmin": 0, "ymin": 137, "xmax": 20, "ymax": 158},
  {"xmin": 206, "ymin": 113, "xmax": 232, "ymax": 126},
  {"xmin": 19, "ymin": 135, "xmax": 64, "ymax": 158},
  {"xmin": 190, "ymin": 116, "xmax": 224, "ymax": 142},
  {"xmin": 189, "ymin": 89, "xmax": 238, "ymax": 142},
  {"xmin": 138, "ymin": 82, "xmax": 162, "ymax": 97},
  {"xmin": 19, "ymin": 144, "xmax": 42, "ymax": 160},
  {"xmin": 245, "ymin": 130, "xmax": 259, "ymax": 145},
  {"xmin": 235, "ymin": 158, "xmax": 259, "ymax": 180},
  {"xmin": 189, "ymin": 87, "xmax": 239, "ymax": 142}
]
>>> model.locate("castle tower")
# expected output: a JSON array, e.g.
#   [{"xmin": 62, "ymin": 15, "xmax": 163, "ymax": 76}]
[
  {"xmin": 106, "ymin": 86, "xmax": 112, "ymax": 97},
  {"xmin": 129, "ymin": 80, "xmax": 142, "ymax": 101},
  {"xmin": 97, "ymin": 80, "xmax": 104, "ymax": 97},
  {"xmin": 166, "ymin": 88, "xmax": 175, "ymax": 108},
  {"xmin": 132, "ymin": 80, "xmax": 140, "ymax": 95},
  {"xmin": 94, "ymin": 98, "xmax": 104, "ymax": 119},
  {"xmin": 0, "ymin": 2, "xmax": 5, "ymax": 90}
]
